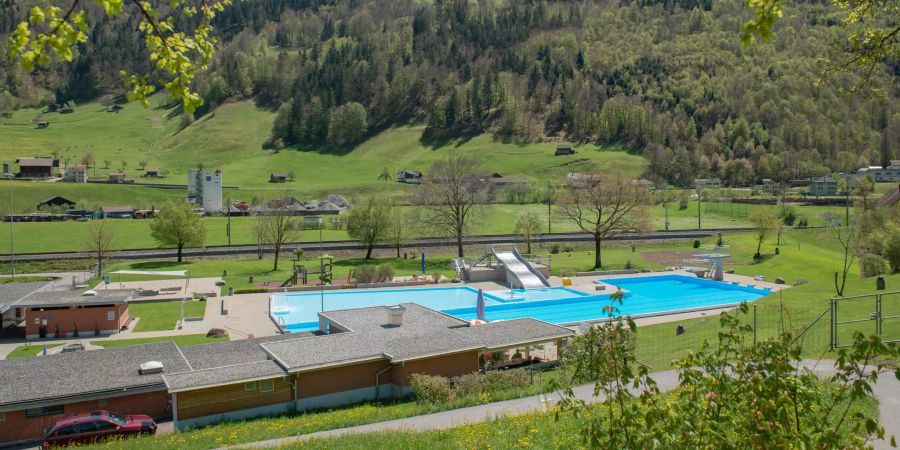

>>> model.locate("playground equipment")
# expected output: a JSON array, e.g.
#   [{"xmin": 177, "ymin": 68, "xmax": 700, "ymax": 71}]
[
  {"xmin": 453, "ymin": 245, "xmax": 551, "ymax": 289},
  {"xmin": 287, "ymin": 252, "xmax": 334, "ymax": 286}
]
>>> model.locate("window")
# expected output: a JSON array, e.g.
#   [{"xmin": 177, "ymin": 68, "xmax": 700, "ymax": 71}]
[
  {"xmin": 56, "ymin": 425, "xmax": 78, "ymax": 436},
  {"xmin": 259, "ymin": 379, "xmax": 275, "ymax": 393},
  {"xmin": 107, "ymin": 311, "xmax": 115, "ymax": 321},
  {"xmin": 95, "ymin": 420, "xmax": 118, "ymax": 432},
  {"xmin": 0, "ymin": 413, "xmax": 5, "ymax": 422},
  {"xmin": 98, "ymin": 399, "xmax": 108, "ymax": 408},
  {"xmin": 244, "ymin": 381, "xmax": 256, "ymax": 391},
  {"xmin": 26, "ymin": 405, "xmax": 64, "ymax": 417},
  {"xmin": 74, "ymin": 422, "xmax": 99, "ymax": 433}
]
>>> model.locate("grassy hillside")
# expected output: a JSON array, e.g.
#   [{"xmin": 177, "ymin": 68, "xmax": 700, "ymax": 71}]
[{"xmin": 0, "ymin": 98, "xmax": 645, "ymax": 206}]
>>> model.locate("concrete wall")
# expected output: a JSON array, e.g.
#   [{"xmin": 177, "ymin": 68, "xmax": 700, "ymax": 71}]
[
  {"xmin": 0, "ymin": 390, "xmax": 169, "ymax": 445},
  {"xmin": 25, "ymin": 304, "xmax": 128, "ymax": 340}
]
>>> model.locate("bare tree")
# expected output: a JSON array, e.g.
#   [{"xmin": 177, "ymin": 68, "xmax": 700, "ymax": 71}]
[
  {"xmin": 834, "ymin": 223, "xmax": 856, "ymax": 297},
  {"xmin": 387, "ymin": 202, "xmax": 414, "ymax": 258},
  {"xmin": 85, "ymin": 220, "xmax": 114, "ymax": 277},
  {"xmin": 414, "ymin": 156, "xmax": 490, "ymax": 257},
  {"xmin": 557, "ymin": 174, "xmax": 652, "ymax": 269},
  {"xmin": 255, "ymin": 213, "xmax": 301, "ymax": 271}
]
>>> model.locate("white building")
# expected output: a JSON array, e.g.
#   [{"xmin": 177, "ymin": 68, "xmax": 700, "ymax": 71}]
[
  {"xmin": 187, "ymin": 168, "xmax": 223, "ymax": 213},
  {"xmin": 62, "ymin": 165, "xmax": 88, "ymax": 183},
  {"xmin": 858, "ymin": 161, "xmax": 900, "ymax": 182}
]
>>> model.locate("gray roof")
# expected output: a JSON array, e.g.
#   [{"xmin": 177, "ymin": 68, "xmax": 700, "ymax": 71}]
[
  {"xmin": 0, "ymin": 281, "xmax": 52, "ymax": 311},
  {"xmin": 264, "ymin": 303, "xmax": 573, "ymax": 370},
  {"xmin": 0, "ymin": 342, "xmax": 191, "ymax": 411},
  {"xmin": 319, "ymin": 303, "xmax": 467, "ymax": 332},
  {"xmin": 164, "ymin": 360, "xmax": 286, "ymax": 392},
  {"xmin": 164, "ymin": 333, "xmax": 313, "ymax": 391},
  {"xmin": 16, "ymin": 289, "xmax": 132, "ymax": 307}
]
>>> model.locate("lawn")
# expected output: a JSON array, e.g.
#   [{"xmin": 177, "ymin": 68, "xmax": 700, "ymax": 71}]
[
  {"xmin": 128, "ymin": 301, "xmax": 208, "ymax": 332},
  {"xmin": 5, "ymin": 343, "xmax": 62, "ymax": 359},
  {"xmin": 0, "ymin": 201, "xmax": 851, "ymax": 254},
  {"xmin": 78, "ymin": 368, "xmax": 563, "ymax": 450},
  {"xmin": 90, "ymin": 334, "xmax": 226, "ymax": 348}
]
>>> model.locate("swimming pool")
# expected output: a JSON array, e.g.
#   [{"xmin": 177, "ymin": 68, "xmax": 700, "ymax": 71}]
[{"xmin": 270, "ymin": 275, "xmax": 773, "ymax": 331}]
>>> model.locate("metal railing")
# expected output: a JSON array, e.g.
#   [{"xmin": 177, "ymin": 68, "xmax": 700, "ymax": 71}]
[{"xmin": 830, "ymin": 291, "xmax": 900, "ymax": 349}]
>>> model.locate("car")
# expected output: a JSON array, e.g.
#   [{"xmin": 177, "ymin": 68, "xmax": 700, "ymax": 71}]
[{"xmin": 41, "ymin": 410, "xmax": 156, "ymax": 448}]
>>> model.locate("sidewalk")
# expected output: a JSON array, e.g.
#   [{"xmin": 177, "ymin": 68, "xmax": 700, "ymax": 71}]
[{"xmin": 227, "ymin": 360, "xmax": 899, "ymax": 449}]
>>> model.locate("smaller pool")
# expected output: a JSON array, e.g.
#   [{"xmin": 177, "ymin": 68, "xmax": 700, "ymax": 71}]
[{"xmin": 596, "ymin": 274, "xmax": 772, "ymax": 317}]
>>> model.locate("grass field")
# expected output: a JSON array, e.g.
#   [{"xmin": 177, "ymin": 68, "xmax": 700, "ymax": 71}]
[
  {"xmin": 0, "ymin": 201, "xmax": 851, "ymax": 254},
  {"xmin": 5, "ymin": 343, "xmax": 63, "ymax": 359},
  {"xmin": 0, "ymin": 98, "xmax": 644, "ymax": 201},
  {"xmin": 90, "ymin": 334, "xmax": 226, "ymax": 348},
  {"xmin": 128, "ymin": 301, "xmax": 208, "ymax": 332}
]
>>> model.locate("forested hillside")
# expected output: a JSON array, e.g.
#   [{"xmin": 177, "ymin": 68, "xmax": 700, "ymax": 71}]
[{"xmin": 1, "ymin": 0, "xmax": 897, "ymax": 186}]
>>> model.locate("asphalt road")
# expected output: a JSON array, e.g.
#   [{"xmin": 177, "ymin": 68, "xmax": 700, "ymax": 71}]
[{"xmin": 0, "ymin": 229, "xmax": 753, "ymax": 263}]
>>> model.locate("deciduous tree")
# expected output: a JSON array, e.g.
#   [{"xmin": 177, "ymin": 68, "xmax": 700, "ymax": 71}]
[
  {"xmin": 150, "ymin": 202, "xmax": 206, "ymax": 262},
  {"xmin": 750, "ymin": 209, "xmax": 779, "ymax": 259},
  {"xmin": 346, "ymin": 197, "xmax": 391, "ymax": 260},
  {"xmin": 514, "ymin": 212, "xmax": 542, "ymax": 254},
  {"xmin": 414, "ymin": 156, "xmax": 490, "ymax": 258},
  {"xmin": 255, "ymin": 213, "xmax": 301, "ymax": 271},
  {"xmin": 85, "ymin": 220, "xmax": 114, "ymax": 277},
  {"xmin": 557, "ymin": 174, "xmax": 652, "ymax": 269}
]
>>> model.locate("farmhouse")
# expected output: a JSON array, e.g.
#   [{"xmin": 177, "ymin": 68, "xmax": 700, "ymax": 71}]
[
  {"xmin": 809, "ymin": 176, "xmax": 837, "ymax": 196},
  {"xmin": 100, "ymin": 205, "xmax": 135, "ymax": 219},
  {"xmin": 144, "ymin": 167, "xmax": 160, "ymax": 177},
  {"xmin": 396, "ymin": 170, "xmax": 423, "ymax": 184},
  {"xmin": 36, "ymin": 196, "xmax": 77, "ymax": 211},
  {"xmin": 694, "ymin": 178, "xmax": 722, "ymax": 190},
  {"xmin": 35, "ymin": 120, "xmax": 49, "ymax": 129},
  {"xmin": 858, "ymin": 160, "xmax": 900, "ymax": 182},
  {"xmin": 107, "ymin": 173, "xmax": 131, "ymax": 184},
  {"xmin": 62, "ymin": 164, "xmax": 88, "ymax": 183},
  {"xmin": 269, "ymin": 172, "xmax": 288, "ymax": 183},
  {"xmin": 15, "ymin": 157, "xmax": 57, "ymax": 178},
  {"xmin": 555, "ymin": 144, "xmax": 575, "ymax": 156}
]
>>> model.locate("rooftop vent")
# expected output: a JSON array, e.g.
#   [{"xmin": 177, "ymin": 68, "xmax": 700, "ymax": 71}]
[
  {"xmin": 82, "ymin": 290, "xmax": 98, "ymax": 296},
  {"xmin": 139, "ymin": 361, "xmax": 164, "ymax": 375},
  {"xmin": 385, "ymin": 305, "xmax": 406, "ymax": 327}
]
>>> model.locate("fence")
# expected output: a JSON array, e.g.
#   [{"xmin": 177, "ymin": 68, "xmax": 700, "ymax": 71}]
[{"xmin": 631, "ymin": 290, "xmax": 900, "ymax": 370}]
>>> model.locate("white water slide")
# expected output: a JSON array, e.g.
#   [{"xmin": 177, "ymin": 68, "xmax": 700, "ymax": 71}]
[{"xmin": 492, "ymin": 247, "xmax": 551, "ymax": 289}]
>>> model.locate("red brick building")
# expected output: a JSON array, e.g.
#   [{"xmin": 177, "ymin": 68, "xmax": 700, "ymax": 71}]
[{"xmin": 15, "ymin": 290, "xmax": 131, "ymax": 340}]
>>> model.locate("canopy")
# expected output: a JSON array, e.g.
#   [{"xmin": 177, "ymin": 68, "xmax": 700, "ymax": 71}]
[{"xmin": 109, "ymin": 270, "xmax": 189, "ymax": 277}]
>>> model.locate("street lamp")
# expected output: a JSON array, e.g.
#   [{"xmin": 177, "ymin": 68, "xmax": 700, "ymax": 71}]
[{"xmin": 3, "ymin": 171, "xmax": 14, "ymax": 279}]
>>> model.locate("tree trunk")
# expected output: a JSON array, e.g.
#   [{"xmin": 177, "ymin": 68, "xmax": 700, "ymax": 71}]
[
  {"xmin": 273, "ymin": 244, "xmax": 280, "ymax": 270},
  {"xmin": 396, "ymin": 244, "xmax": 401, "ymax": 258},
  {"xmin": 177, "ymin": 245, "xmax": 183, "ymax": 263},
  {"xmin": 526, "ymin": 236, "xmax": 531, "ymax": 254},
  {"xmin": 365, "ymin": 243, "xmax": 373, "ymax": 260},
  {"xmin": 594, "ymin": 235, "xmax": 602, "ymax": 269},
  {"xmin": 456, "ymin": 230, "xmax": 464, "ymax": 258}
]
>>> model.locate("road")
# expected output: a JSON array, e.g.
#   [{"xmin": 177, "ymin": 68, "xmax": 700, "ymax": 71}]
[{"xmin": 0, "ymin": 229, "xmax": 751, "ymax": 263}]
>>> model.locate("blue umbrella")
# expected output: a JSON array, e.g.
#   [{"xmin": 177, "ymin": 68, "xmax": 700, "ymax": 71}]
[{"xmin": 476, "ymin": 289, "xmax": 485, "ymax": 321}]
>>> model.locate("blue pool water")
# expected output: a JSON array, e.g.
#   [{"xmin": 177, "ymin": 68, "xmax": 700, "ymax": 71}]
[{"xmin": 271, "ymin": 275, "xmax": 772, "ymax": 331}]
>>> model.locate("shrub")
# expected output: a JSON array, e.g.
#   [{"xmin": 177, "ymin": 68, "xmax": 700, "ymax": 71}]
[
  {"xmin": 376, "ymin": 265, "xmax": 395, "ymax": 282},
  {"xmin": 692, "ymin": 239, "xmax": 701, "ymax": 248},
  {"xmin": 678, "ymin": 197, "xmax": 689, "ymax": 210},
  {"xmin": 482, "ymin": 369, "xmax": 530, "ymax": 392},
  {"xmin": 452, "ymin": 372, "xmax": 485, "ymax": 397},
  {"xmin": 353, "ymin": 265, "xmax": 379, "ymax": 283},
  {"xmin": 624, "ymin": 260, "xmax": 633, "ymax": 270},
  {"xmin": 884, "ymin": 229, "xmax": 900, "ymax": 273},
  {"xmin": 797, "ymin": 216, "xmax": 809, "ymax": 228},
  {"xmin": 780, "ymin": 207, "xmax": 797, "ymax": 226},
  {"xmin": 563, "ymin": 245, "xmax": 574, "ymax": 252},
  {"xmin": 410, "ymin": 373, "xmax": 452, "ymax": 403},
  {"xmin": 560, "ymin": 269, "xmax": 576, "ymax": 277},
  {"xmin": 859, "ymin": 254, "xmax": 887, "ymax": 278},
  {"xmin": 550, "ymin": 243, "xmax": 560, "ymax": 254}
]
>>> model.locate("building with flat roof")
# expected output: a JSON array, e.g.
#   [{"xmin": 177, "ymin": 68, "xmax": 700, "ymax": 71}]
[
  {"xmin": 809, "ymin": 176, "xmax": 837, "ymax": 196},
  {"xmin": 14, "ymin": 289, "xmax": 132, "ymax": 339},
  {"xmin": 858, "ymin": 161, "xmax": 900, "ymax": 182}
]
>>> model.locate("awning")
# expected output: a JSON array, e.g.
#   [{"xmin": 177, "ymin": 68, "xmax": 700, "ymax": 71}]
[{"xmin": 109, "ymin": 270, "xmax": 188, "ymax": 277}]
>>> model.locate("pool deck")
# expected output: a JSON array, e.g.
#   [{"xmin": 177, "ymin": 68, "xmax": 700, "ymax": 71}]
[{"xmin": 202, "ymin": 270, "xmax": 788, "ymax": 339}]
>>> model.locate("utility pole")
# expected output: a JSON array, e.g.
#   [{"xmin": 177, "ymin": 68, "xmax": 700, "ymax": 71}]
[
  {"xmin": 695, "ymin": 185, "xmax": 702, "ymax": 231},
  {"xmin": 5, "ymin": 166, "xmax": 14, "ymax": 279},
  {"xmin": 664, "ymin": 186, "xmax": 670, "ymax": 231},
  {"xmin": 844, "ymin": 173, "xmax": 850, "ymax": 227},
  {"xmin": 546, "ymin": 181, "xmax": 553, "ymax": 234},
  {"xmin": 226, "ymin": 196, "xmax": 231, "ymax": 246}
]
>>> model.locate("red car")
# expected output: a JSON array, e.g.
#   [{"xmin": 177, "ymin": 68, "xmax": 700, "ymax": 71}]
[{"xmin": 41, "ymin": 410, "xmax": 156, "ymax": 448}]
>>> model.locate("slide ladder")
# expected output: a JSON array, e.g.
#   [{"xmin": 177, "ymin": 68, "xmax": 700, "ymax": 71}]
[{"xmin": 492, "ymin": 246, "xmax": 551, "ymax": 289}]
